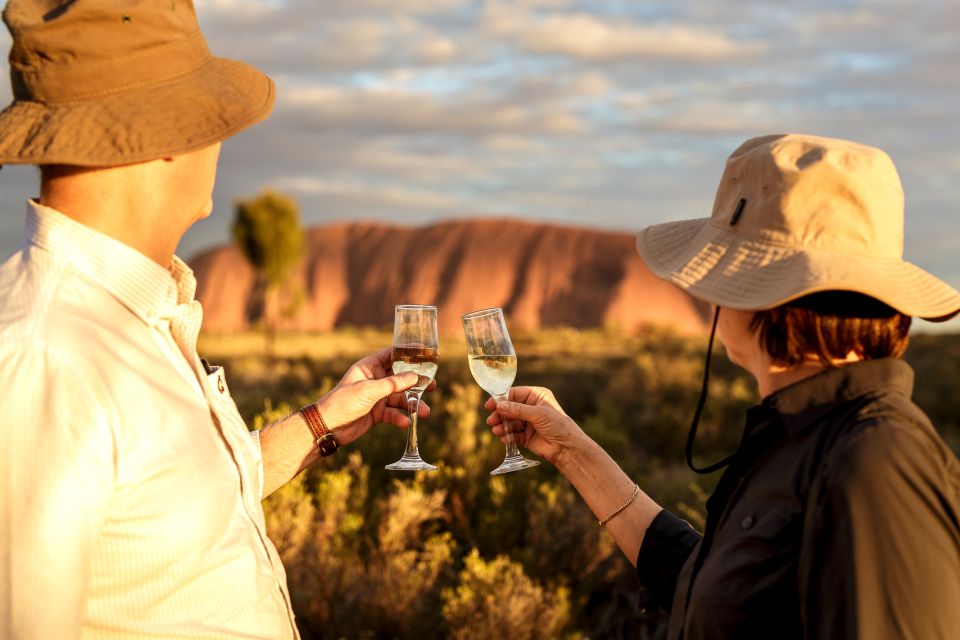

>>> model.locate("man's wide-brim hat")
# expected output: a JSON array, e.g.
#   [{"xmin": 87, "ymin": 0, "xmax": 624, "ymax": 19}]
[
  {"xmin": 636, "ymin": 134, "xmax": 960, "ymax": 321},
  {"xmin": 0, "ymin": 0, "xmax": 274, "ymax": 166}
]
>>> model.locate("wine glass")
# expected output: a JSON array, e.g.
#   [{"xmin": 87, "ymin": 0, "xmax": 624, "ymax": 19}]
[
  {"xmin": 462, "ymin": 308, "xmax": 540, "ymax": 475},
  {"xmin": 386, "ymin": 304, "xmax": 439, "ymax": 471}
]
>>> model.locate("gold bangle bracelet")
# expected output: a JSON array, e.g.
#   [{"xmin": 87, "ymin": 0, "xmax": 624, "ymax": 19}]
[{"xmin": 599, "ymin": 484, "xmax": 640, "ymax": 527}]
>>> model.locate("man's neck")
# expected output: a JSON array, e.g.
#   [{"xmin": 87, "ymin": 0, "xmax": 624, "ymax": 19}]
[
  {"xmin": 38, "ymin": 154, "xmax": 214, "ymax": 268},
  {"xmin": 41, "ymin": 165, "xmax": 181, "ymax": 267}
]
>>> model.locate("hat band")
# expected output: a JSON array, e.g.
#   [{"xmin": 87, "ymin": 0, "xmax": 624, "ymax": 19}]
[{"xmin": 10, "ymin": 29, "xmax": 212, "ymax": 103}]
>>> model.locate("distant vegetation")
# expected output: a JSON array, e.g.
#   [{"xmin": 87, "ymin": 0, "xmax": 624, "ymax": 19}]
[
  {"xmin": 232, "ymin": 190, "xmax": 305, "ymax": 342},
  {"xmin": 199, "ymin": 327, "xmax": 960, "ymax": 639}
]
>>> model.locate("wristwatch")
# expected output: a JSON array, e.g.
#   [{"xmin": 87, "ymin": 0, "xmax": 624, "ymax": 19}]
[{"xmin": 299, "ymin": 403, "xmax": 339, "ymax": 457}]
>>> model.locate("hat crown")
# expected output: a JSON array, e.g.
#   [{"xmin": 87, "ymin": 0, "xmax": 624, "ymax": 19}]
[
  {"xmin": 3, "ymin": 0, "xmax": 209, "ymax": 102},
  {"xmin": 711, "ymin": 134, "xmax": 904, "ymax": 259}
]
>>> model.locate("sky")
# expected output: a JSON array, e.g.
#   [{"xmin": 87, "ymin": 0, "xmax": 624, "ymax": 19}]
[{"xmin": 0, "ymin": 0, "xmax": 958, "ymax": 331}]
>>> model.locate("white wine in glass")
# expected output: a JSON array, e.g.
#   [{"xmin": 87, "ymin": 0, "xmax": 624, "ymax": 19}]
[
  {"xmin": 386, "ymin": 305, "xmax": 439, "ymax": 471},
  {"xmin": 462, "ymin": 308, "xmax": 540, "ymax": 475}
]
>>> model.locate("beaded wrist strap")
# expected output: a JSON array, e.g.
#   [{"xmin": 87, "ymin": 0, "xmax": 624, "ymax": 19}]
[{"xmin": 300, "ymin": 403, "xmax": 339, "ymax": 457}]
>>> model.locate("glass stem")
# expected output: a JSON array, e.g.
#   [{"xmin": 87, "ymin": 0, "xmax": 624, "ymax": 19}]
[
  {"xmin": 495, "ymin": 393, "xmax": 521, "ymax": 459},
  {"xmin": 402, "ymin": 392, "xmax": 422, "ymax": 459}
]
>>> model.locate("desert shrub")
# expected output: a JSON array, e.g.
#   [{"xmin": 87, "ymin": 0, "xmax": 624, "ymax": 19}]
[
  {"xmin": 264, "ymin": 454, "xmax": 455, "ymax": 639},
  {"xmin": 441, "ymin": 549, "xmax": 572, "ymax": 640},
  {"xmin": 207, "ymin": 328, "xmax": 960, "ymax": 638},
  {"xmin": 905, "ymin": 334, "xmax": 960, "ymax": 451}
]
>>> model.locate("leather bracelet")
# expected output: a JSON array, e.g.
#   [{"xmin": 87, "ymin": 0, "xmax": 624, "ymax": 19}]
[
  {"xmin": 299, "ymin": 402, "xmax": 339, "ymax": 457},
  {"xmin": 599, "ymin": 484, "xmax": 640, "ymax": 526}
]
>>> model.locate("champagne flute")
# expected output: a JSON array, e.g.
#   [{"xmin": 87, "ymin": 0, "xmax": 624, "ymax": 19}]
[
  {"xmin": 462, "ymin": 308, "xmax": 540, "ymax": 475},
  {"xmin": 386, "ymin": 304, "xmax": 439, "ymax": 471}
]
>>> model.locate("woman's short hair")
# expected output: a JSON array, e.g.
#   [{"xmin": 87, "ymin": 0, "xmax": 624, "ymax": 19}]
[{"xmin": 749, "ymin": 291, "xmax": 911, "ymax": 368}]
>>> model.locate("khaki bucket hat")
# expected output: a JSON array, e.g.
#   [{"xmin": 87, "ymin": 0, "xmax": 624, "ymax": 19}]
[
  {"xmin": 636, "ymin": 134, "xmax": 960, "ymax": 321},
  {"xmin": 0, "ymin": 0, "xmax": 274, "ymax": 166}
]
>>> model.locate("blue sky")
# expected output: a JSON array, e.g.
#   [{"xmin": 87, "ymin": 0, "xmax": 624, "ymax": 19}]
[{"xmin": 1, "ymin": 0, "xmax": 958, "ymax": 330}]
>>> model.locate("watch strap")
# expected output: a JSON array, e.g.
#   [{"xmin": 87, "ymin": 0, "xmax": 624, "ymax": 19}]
[{"xmin": 299, "ymin": 403, "xmax": 338, "ymax": 457}]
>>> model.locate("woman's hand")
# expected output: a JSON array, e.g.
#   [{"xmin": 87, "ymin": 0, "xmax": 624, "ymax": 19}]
[
  {"xmin": 316, "ymin": 347, "xmax": 435, "ymax": 447},
  {"xmin": 485, "ymin": 386, "xmax": 584, "ymax": 465}
]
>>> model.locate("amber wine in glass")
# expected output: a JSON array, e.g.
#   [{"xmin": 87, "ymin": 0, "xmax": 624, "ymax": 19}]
[
  {"xmin": 462, "ymin": 308, "xmax": 540, "ymax": 475},
  {"xmin": 386, "ymin": 305, "xmax": 439, "ymax": 471}
]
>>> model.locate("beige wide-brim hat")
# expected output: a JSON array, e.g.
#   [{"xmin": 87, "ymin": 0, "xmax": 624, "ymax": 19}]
[
  {"xmin": 0, "ymin": 0, "xmax": 274, "ymax": 166},
  {"xmin": 636, "ymin": 134, "xmax": 960, "ymax": 321}
]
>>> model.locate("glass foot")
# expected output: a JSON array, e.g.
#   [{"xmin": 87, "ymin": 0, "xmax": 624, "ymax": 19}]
[
  {"xmin": 490, "ymin": 455, "xmax": 540, "ymax": 476},
  {"xmin": 385, "ymin": 455, "xmax": 438, "ymax": 471}
]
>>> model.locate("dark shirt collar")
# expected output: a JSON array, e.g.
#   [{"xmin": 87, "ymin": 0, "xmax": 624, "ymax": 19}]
[{"xmin": 761, "ymin": 358, "xmax": 914, "ymax": 436}]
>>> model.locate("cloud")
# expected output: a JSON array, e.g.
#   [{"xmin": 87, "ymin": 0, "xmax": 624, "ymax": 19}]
[
  {"xmin": 280, "ymin": 83, "xmax": 587, "ymax": 135},
  {"xmin": 485, "ymin": 6, "xmax": 764, "ymax": 61},
  {"xmin": 525, "ymin": 15, "xmax": 763, "ymax": 61},
  {"xmin": 412, "ymin": 35, "xmax": 459, "ymax": 64},
  {"xmin": 1, "ymin": 0, "xmax": 958, "ymax": 307},
  {"xmin": 636, "ymin": 99, "xmax": 789, "ymax": 135},
  {"xmin": 200, "ymin": 0, "xmax": 462, "ymax": 21},
  {"xmin": 270, "ymin": 176, "xmax": 461, "ymax": 211},
  {"xmin": 197, "ymin": 6, "xmax": 465, "ymax": 73}
]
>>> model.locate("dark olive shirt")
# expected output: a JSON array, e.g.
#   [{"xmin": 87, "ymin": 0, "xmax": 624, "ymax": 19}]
[{"xmin": 637, "ymin": 358, "xmax": 960, "ymax": 639}]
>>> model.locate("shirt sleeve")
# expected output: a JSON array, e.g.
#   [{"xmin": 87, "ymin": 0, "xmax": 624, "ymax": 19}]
[
  {"xmin": 0, "ymin": 345, "xmax": 118, "ymax": 639},
  {"xmin": 248, "ymin": 429, "xmax": 265, "ymax": 500},
  {"xmin": 636, "ymin": 509, "xmax": 702, "ymax": 613},
  {"xmin": 799, "ymin": 420, "xmax": 960, "ymax": 640}
]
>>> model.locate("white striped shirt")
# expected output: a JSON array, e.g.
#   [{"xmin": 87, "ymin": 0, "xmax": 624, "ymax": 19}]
[{"xmin": 0, "ymin": 201, "xmax": 298, "ymax": 639}]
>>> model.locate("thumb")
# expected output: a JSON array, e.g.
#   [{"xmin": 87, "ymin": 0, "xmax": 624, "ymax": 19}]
[
  {"xmin": 361, "ymin": 371, "xmax": 418, "ymax": 401},
  {"xmin": 497, "ymin": 400, "xmax": 541, "ymax": 424}
]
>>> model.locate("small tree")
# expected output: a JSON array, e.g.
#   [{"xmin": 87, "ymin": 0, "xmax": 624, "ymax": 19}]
[{"xmin": 232, "ymin": 190, "xmax": 305, "ymax": 348}]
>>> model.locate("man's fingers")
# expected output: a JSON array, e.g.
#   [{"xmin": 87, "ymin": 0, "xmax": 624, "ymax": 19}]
[
  {"xmin": 363, "ymin": 371, "xmax": 418, "ymax": 400},
  {"xmin": 381, "ymin": 407, "xmax": 412, "ymax": 428},
  {"xmin": 384, "ymin": 394, "xmax": 431, "ymax": 419},
  {"xmin": 371, "ymin": 346, "xmax": 393, "ymax": 367},
  {"xmin": 385, "ymin": 391, "xmax": 408, "ymax": 408}
]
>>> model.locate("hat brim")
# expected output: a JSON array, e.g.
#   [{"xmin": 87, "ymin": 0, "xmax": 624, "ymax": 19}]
[
  {"xmin": 636, "ymin": 218, "xmax": 960, "ymax": 322},
  {"xmin": 0, "ymin": 56, "xmax": 274, "ymax": 166}
]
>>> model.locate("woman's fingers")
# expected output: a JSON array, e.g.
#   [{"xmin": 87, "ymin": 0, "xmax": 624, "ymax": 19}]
[{"xmin": 495, "ymin": 399, "xmax": 544, "ymax": 426}]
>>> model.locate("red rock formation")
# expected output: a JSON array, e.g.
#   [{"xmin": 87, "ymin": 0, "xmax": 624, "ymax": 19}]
[{"xmin": 190, "ymin": 219, "xmax": 709, "ymax": 335}]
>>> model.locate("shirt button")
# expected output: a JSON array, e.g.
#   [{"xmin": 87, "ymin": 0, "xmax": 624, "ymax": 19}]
[{"xmin": 741, "ymin": 515, "xmax": 755, "ymax": 530}]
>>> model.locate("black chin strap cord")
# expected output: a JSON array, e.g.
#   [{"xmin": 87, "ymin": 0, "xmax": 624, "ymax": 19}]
[{"xmin": 685, "ymin": 306, "xmax": 738, "ymax": 475}]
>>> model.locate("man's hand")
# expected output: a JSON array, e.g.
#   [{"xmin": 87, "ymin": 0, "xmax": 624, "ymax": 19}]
[{"xmin": 316, "ymin": 347, "xmax": 435, "ymax": 447}]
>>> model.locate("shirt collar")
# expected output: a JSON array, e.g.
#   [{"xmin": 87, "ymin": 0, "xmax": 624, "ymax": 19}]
[
  {"xmin": 762, "ymin": 358, "xmax": 915, "ymax": 436},
  {"xmin": 25, "ymin": 199, "xmax": 197, "ymax": 324}
]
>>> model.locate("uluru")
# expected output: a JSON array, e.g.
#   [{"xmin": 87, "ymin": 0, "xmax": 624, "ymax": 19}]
[{"xmin": 189, "ymin": 218, "xmax": 709, "ymax": 336}]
